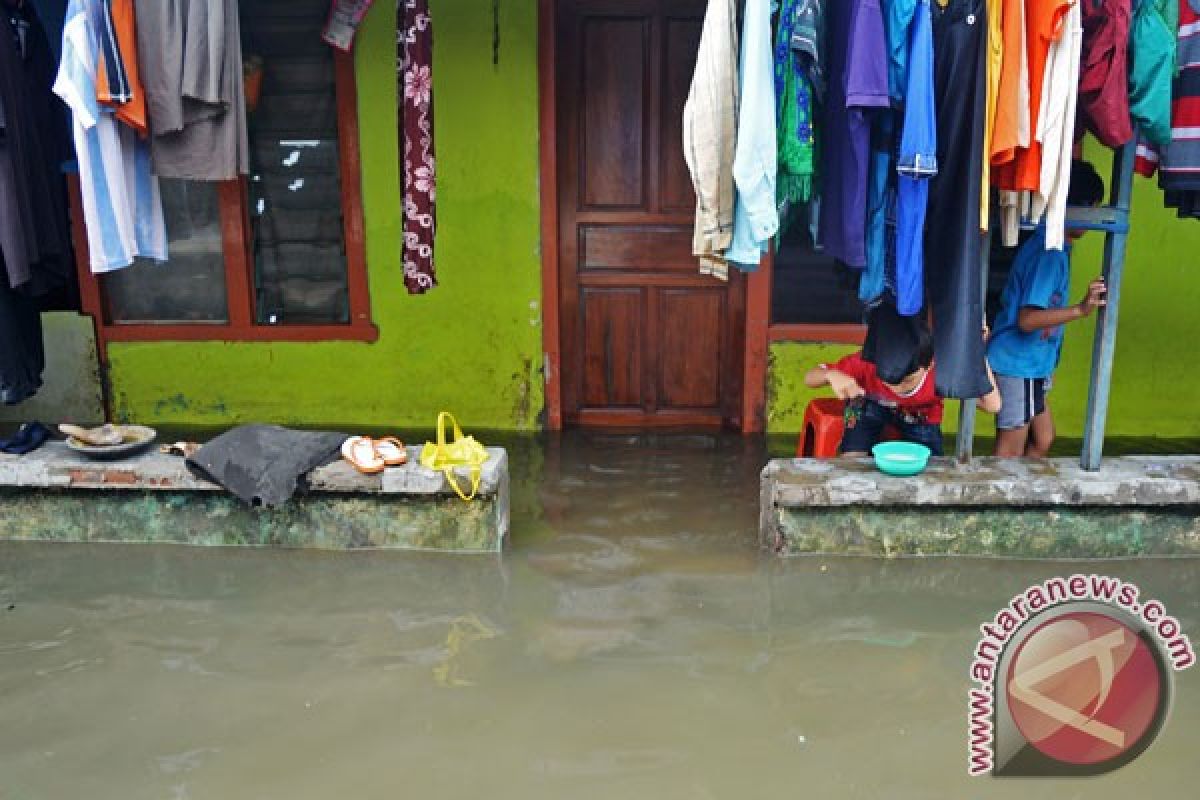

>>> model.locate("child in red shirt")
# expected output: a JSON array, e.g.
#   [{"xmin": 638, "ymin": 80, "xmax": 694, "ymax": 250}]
[{"xmin": 804, "ymin": 325, "xmax": 1001, "ymax": 456}]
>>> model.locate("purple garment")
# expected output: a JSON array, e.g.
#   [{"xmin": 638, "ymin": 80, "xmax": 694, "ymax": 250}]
[{"xmin": 819, "ymin": 0, "xmax": 890, "ymax": 268}]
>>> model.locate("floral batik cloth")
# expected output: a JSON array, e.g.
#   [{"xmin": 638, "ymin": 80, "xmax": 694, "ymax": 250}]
[{"xmin": 399, "ymin": 0, "xmax": 436, "ymax": 293}]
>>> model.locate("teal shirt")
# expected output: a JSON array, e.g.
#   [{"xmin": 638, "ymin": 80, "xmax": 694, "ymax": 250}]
[{"xmin": 987, "ymin": 231, "xmax": 1072, "ymax": 380}]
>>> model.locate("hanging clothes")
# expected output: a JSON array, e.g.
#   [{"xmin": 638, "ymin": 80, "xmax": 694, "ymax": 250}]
[
  {"xmin": 1138, "ymin": 0, "xmax": 1200, "ymax": 211},
  {"xmin": 96, "ymin": 0, "xmax": 147, "ymax": 137},
  {"xmin": 791, "ymin": 0, "xmax": 826, "ymax": 102},
  {"xmin": 990, "ymin": 0, "xmax": 1030, "ymax": 166},
  {"xmin": 133, "ymin": 0, "xmax": 249, "ymax": 181},
  {"xmin": 1129, "ymin": 0, "xmax": 1179, "ymax": 148},
  {"xmin": 399, "ymin": 0, "xmax": 438, "ymax": 293},
  {"xmin": 683, "ymin": 0, "xmax": 739, "ymax": 279},
  {"xmin": 819, "ymin": 0, "xmax": 890, "ymax": 269},
  {"xmin": 925, "ymin": 0, "xmax": 992, "ymax": 399},
  {"xmin": 884, "ymin": 0, "xmax": 919, "ymax": 103},
  {"xmin": 1077, "ymin": 0, "xmax": 1134, "ymax": 148},
  {"xmin": 1030, "ymin": 0, "xmax": 1083, "ymax": 250},
  {"xmin": 895, "ymin": 0, "xmax": 937, "ymax": 316},
  {"xmin": 775, "ymin": 0, "xmax": 816, "ymax": 221},
  {"xmin": 981, "ymin": 0, "xmax": 1001, "ymax": 230},
  {"xmin": 860, "ymin": 133, "xmax": 893, "ymax": 304},
  {"xmin": 0, "ymin": 281, "xmax": 43, "ymax": 405},
  {"xmin": 995, "ymin": 0, "xmax": 1073, "ymax": 197},
  {"xmin": 55, "ymin": 0, "xmax": 166, "ymax": 273},
  {"xmin": 726, "ymin": 0, "xmax": 779, "ymax": 270},
  {"xmin": 0, "ymin": 0, "xmax": 73, "ymax": 295}
]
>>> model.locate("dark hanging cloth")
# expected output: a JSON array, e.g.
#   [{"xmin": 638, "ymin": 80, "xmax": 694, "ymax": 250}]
[
  {"xmin": 0, "ymin": 283, "xmax": 44, "ymax": 405},
  {"xmin": 186, "ymin": 425, "xmax": 349, "ymax": 509},
  {"xmin": 29, "ymin": 0, "xmax": 66, "ymax": 61},
  {"xmin": 399, "ymin": 0, "xmax": 437, "ymax": 293},
  {"xmin": 923, "ymin": 0, "xmax": 991, "ymax": 399},
  {"xmin": 0, "ymin": 1, "xmax": 74, "ymax": 296}
]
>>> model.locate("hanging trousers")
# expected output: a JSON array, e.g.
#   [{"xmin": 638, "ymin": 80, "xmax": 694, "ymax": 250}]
[{"xmin": 925, "ymin": 0, "xmax": 992, "ymax": 399}]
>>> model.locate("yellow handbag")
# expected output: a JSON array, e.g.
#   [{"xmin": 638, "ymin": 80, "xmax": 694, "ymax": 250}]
[{"xmin": 419, "ymin": 412, "xmax": 490, "ymax": 501}]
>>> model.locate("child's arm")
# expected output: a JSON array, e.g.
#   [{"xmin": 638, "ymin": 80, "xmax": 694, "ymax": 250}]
[
  {"xmin": 804, "ymin": 364, "xmax": 865, "ymax": 400},
  {"xmin": 977, "ymin": 324, "xmax": 1003, "ymax": 414},
  {"xmin": 1018, "ymin": 278, "xmax": 1106, "ymax": 333}
]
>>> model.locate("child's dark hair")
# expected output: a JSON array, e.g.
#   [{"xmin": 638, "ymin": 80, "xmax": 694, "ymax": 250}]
[
  {"xmin": 1068, "ymin": 160, "xmax": 1105, "ymax": 207},
  {"xmin": 909, "ymin": 324, "xmax": 934, "ymax": 373}
]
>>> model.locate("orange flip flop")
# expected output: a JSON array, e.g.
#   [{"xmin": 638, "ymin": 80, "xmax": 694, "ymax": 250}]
[
  {"xmin": 341, "ymin": 436, "xmax": 385, "ymax": 474},
  {"xmin": 373, "ymin": 436, "xmax": 408, "ymax": 466}
]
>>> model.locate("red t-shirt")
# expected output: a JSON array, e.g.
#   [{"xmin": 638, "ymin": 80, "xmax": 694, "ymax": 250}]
[{"xmin": 832, "ymin": 353, "xmax": 943, "ymax": 425}]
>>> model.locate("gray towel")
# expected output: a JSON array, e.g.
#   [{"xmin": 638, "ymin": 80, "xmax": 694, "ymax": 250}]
[{"xmin": 187, "ymin": 425, "xmax": 348, "ymax": 508}]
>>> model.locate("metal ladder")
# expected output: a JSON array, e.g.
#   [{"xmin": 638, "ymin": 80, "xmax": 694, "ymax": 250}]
[{"xmin": 955, "ymin": 141, "xmax": 1136, "ymax": 470}]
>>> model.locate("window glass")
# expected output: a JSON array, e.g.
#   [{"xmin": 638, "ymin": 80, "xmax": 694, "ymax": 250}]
[
  {"xmin": 770, "ymin": 205, "xmax": 863, "ymax": 326},
  {"xmin": 243, "ymin": 0, "xmax": 350, "ymax": 325},
  {"xmin": 102, "ymin": 179, "xmax": 228, "ymax": 323}
]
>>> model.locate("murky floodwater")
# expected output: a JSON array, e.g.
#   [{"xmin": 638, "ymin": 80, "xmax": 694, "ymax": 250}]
[{"xmin": 2, "ymin": 433, "xmax": 1199, "ymax": 799}]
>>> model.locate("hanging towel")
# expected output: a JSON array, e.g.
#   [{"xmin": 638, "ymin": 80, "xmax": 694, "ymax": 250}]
[
  {"xmin": 726, "ymin": 0, "xmax": 779, "ymax": 270},
  {"xmin": 895, "ymin": 0, "xmax": 937, "ymax": 316},
  {"xmin": 683, "ymin": 0, "xmax": 738, "ymax": 279},
  {"xmin": 925, "ymin": 0, "xmax": 993, "ymax": 399},
  {"xmin": 400, "ymin": 0, "xmax": 438, "ymax": 293}
]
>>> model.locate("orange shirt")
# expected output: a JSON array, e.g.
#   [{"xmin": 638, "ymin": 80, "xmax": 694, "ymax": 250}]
[
  {"xmin": 991, "ymin": 0, "xmax": 1026, "ymax": 167},
  {"xmin": 95, "ymin": 0, "xmax": 147, "ymax": 137},
  {"xmin": 1006, "ymin": 0, "xmax": 1073, "ymax": 192}
]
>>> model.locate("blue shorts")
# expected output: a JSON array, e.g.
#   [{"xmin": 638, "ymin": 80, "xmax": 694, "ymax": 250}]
[
  {"xmin": 994, "ymin": 373, "xmax": 1051, "ymax": 431},
  {"xmin": 840, "ymin": 398, "xmax": 944, "ymax": 456}
]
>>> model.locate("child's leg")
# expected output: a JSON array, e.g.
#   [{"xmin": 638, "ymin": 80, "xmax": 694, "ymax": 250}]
[
  {"xmin": 992, "ymin": 373, "xmax": 1038, "ymax": 457},
  {"xmin": 899, "ymin": 420, "xmax": 944, "ymax": 456},
  {"xmin": 840, "ymin": 398, "xmax": 887, "ymax": 455},
  {"xmin": 1024, "ymin": 379, "xmax": 1054, "ymax": 457}
]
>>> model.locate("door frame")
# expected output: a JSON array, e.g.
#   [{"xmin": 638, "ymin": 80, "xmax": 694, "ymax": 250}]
[{"xmin": 536, "ymin": 0, "xmax": 769, "ymax": 433}]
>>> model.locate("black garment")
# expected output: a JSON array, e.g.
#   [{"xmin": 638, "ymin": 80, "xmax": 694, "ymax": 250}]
[
  {"xmin": 924, "ymin": 0, "xmax": 992, "ymax": 399},
  {"xmin": 861, "ymin": 299, "xmax": 922, "ymax": 384},
  {"xmin": 0, "ymin": 281, "xmax": 44, "ymax": 405},
  {"xmin": 0, "ymin": 1, "xmax": 73, "ymax": 295},
  {"xmin": 186, "ymin": 425, "xmax": 349, "ymax": 509}
]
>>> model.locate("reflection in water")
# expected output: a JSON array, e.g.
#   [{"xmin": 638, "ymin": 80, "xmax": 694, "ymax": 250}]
[{"xmin": 1, "ymin": 433, "xmax": 1198, "ymax": 798}]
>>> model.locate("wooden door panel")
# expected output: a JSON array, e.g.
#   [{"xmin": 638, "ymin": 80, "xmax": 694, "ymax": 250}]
[
  {"xmin": 581, "ymin": 287, "xmax": 644, "ymax": 407},
  {"xmin": 579, "ymin": 225, "xmax": 695, "ymax": 272},
  {"xmin": 660, "ymin": 16, "xmax": 702, "ymax": 213},
  {"xmin": 657, "ymin": 288, "xmax": 723, "ymax": 409},
  {"xmin": 580, "ymin": 18, "xmax": 648, "ymax": 209},
  {"xmin": 557, "ymin": 0, "xmax": 740, "ymax": 428}
]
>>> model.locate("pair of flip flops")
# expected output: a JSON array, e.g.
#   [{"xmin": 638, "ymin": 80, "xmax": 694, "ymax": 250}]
[
  {"xmin": 0, "ymin": 421, "xmax": 51, "ymax": 455},
  {"xmin": 341, "ymin": 436, "xmax": 407, "ymax": 474}
]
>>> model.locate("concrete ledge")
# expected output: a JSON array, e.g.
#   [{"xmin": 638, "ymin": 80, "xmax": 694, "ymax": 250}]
[
  {"xmin": 761, "ymin": 456, "xmax": 1200, "ymax": 557},
  {"xmin": 0, "ymin": 443, "xmax": 509, "ymax": 552}
]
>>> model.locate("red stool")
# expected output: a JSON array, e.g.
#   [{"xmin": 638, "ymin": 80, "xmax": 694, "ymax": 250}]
[
  {"xmin": 795, "ymin": 398, "xmax": 903, "ymax": 458},
  {"xmin": 796, "ymin": 397, "xmax": 847, "ymax": 457}
]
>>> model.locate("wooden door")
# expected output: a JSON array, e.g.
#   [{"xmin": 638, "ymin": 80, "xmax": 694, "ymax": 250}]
[{"xmin": 556, "ymin": 0, "xmax": 745, "ymax": 428}]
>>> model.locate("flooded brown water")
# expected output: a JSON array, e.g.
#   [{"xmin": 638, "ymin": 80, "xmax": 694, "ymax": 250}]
[{"xmin": 2, "ymin": 433, "xmax": 1199, "ymax": 798}]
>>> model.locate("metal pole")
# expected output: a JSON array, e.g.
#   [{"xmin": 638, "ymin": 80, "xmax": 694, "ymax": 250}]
[
  {"xmin": 957, "ymin": 230, "xmax": 992, "ymax": 463},
  {"xmin": 1080, "ymin": 142, "xmax": 1136, "ymax": 471}
]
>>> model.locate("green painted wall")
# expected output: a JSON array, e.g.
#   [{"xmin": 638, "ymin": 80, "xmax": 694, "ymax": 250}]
[
  {"xmin": 101, "ymin": 6, "xmax": 1198, "ymax": 440},
  {"xmin": 768, "ymin": 142, "xmax": 1200, "ymax": 441},
  {"xmin": 107, "ymin": 0, "xmax": 545, "ymax": 430}
]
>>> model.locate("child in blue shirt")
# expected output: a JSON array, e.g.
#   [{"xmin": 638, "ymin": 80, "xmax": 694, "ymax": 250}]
[{"xmin": 988, "ymin": 161, "xmax": 1108, "ymax": 458}]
